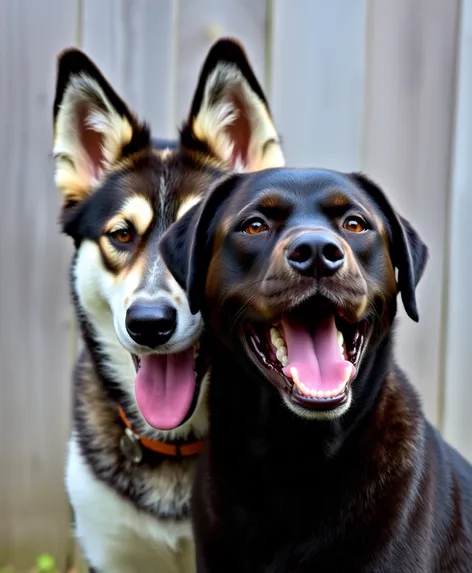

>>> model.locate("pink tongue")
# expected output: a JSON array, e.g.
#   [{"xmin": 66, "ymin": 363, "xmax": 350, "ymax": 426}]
[
  {"xmin": 135, "ymin": 349, "xmax": 196, "ymax": 430},
  {"xmin": 281, "ymin": 315, "xmax": 353, "ymax": 391}
]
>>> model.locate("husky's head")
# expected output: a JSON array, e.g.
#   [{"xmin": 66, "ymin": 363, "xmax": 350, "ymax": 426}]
[{"xmin": 53, "ymin": 39, "xmax": 284, "ymax": 440}]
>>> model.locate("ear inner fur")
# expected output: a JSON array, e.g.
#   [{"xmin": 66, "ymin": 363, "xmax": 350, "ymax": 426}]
[
  {"xmin": 53, "ymin": 49, "xmax": 150, "ymax": 208},
  {"xmin": 180, "ymin": 38, "xmax": 285, "ymax": 172}
]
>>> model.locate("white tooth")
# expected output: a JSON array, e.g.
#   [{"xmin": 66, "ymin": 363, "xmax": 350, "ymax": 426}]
[
  {"xmin": 343, "ymin": 366, "xmax": 352, "ymax": 384},
  {"xmin": 281, "ymin": 356, "xmax": 288, "ymax": 367},
  {"xmin": 274, "ymin": 337, "xmax": 285, "ymax": 349},
  {"xmin": 337, "ymin": 330, "xmax": 344, "ymax": 346},
  {"xmin": 289, "ymin": 366, "xmax": 300, "ymax": 385},
  {"xmin": 325, "ymin": 390, "xmax": 333, "ymax": 398},
  {"xmin": 276, "ymin": 347, "xmax": 287, "ymax": 362},
  {"xmin": 299, "ymin": 382, "xmax": 310, "ymax": 394},
  {"xmin": 337, "ymin": 380, "xmax": 348, "ymax": 394},
  {"xmin": 270, "ymin": 327, "xmax": 281, "ymax": 344}
]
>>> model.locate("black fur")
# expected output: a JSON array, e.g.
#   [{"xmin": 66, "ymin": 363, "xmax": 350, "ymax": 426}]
[{"xmin": 161, "ymin": 168, "xmax": 472, "ymax": 573}]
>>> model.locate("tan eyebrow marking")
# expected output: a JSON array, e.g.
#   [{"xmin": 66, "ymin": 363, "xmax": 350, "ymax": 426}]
[
  {"xmin": 177, "ymin": 194, "xmax": 202, "ymax": 220},
  {"xmin": 104, "ymin": 195, "xmax": 153, "ymax": 236},
  {"xmin": 330, "ymin": 193, "xmax": 351, "ymax": 207}
]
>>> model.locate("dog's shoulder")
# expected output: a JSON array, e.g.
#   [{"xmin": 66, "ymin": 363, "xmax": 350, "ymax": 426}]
[{"xmin": 378, "ymin": 365, "xmax": 472, "ymax": 565}]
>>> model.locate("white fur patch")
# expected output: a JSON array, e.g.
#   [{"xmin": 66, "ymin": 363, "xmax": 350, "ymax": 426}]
[{"xmin": 66, "ymin": 437, "xmax": 195, "ymax": 573}]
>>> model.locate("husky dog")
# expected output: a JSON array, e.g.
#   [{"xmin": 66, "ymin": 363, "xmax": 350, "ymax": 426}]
[{"xmin": 52, "ymin": 38, "xmax": 284, "ymax": 573}]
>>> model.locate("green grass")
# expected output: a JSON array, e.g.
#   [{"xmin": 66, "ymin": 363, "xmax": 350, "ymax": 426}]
[{"xmin": 0, "ymin": 553, "xmax": 81, "ymax": 573}]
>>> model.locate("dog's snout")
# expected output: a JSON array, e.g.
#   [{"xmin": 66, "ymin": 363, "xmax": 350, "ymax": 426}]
[
  {"xmin": 287, "ymin": 233, "xmax": 344, "ymax": 277},
  {"xmin": 126, "ymin": 301, "xmax": 177, "ymax": 348}
]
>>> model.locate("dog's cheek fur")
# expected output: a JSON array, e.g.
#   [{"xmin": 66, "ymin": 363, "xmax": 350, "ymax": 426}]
[
  {"xmin": 363, "ymin": 233, "xmax": 399, "ymax": 330},
  {"xmin": 74, "ymin": 240, "xmax": 137, "ymax": 395}
]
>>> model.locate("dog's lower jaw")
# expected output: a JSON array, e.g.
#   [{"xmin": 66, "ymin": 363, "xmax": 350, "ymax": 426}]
[
  {"xmin": 76, "ymin": 300, "xmax": 209, "ymax": 441},
  {"xmin": 281, "ymin": 387, "xmax": 353, "ymax": 421}
]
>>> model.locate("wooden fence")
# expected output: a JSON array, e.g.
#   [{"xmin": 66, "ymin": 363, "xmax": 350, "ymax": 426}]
[{"xmin": 1, "ymin": 0, "xmax": 470, "ymax": 569}]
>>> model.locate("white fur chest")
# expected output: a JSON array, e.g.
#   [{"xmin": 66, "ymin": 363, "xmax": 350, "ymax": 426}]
[{"xmin": 66, "ymin": 438, "xmax": 195, "ymax": 573}]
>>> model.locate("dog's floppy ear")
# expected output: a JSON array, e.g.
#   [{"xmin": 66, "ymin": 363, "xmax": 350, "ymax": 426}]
[
  {"xmin": 53, "ymin": 48, "xmax": 150, "ymax": 210},
  {"xmin": 160, "ymin": 174, "xmax": 243, "ymax": 315},
  {"xmin": 180, "ymin": 38, "xmax": 285, "ymax": 172},
  {"xmin": 351, "ymin": 173, "xmax": 428, "ymax": 323}
]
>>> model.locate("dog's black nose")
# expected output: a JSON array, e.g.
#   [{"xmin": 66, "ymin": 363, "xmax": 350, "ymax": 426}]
[
  {"xmin": 126, "ymin": 301, "xmax": 177, "ymax": 348},
  {"xmin": 287, "ymin": 233, "xmax": 345, "ymax": 277}
]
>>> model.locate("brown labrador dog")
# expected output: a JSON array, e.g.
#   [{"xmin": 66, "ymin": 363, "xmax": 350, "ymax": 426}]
[{"xmin": 160, "ymin": 168, "xmax": 472, "ymax": 573}]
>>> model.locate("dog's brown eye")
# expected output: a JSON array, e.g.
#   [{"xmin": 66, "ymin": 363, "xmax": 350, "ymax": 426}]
[
  {"xmin": 109, "ymin": 227, "xmax": 133, "ymax": 245},
  {"xmin": 243, "ymin": 219, "xmax": 268, "ymax": 235},
  {"xmin": 343, "ymin": 217, "xmax": 367, "ymax": 233}
]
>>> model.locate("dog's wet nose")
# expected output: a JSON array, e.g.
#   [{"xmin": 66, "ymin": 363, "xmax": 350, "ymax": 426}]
[
  {"xmin": 126, "ymin": 301, "xmax": 177, "ymax": 348},
  {"xmin": 287, "ymin": 233, "xmax": 344, "ymax": 277}
]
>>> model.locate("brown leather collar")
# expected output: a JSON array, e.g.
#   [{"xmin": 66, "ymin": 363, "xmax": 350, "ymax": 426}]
[{"xmin": 118, "ymin": 406, "xmax": 204, "ymax": 457}]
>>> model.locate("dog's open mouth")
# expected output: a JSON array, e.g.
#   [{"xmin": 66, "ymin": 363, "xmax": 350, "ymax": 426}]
[
  {"xmin": 246, "ymin": 300, "xmax": 366, "ymax": 411},
  {"xmin": 132, "ymin": 343, "xmax": 205, "ymax": 431}
]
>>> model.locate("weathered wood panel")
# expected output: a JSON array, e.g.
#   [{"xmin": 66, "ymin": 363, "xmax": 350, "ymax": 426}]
[
  {"xmin": 0, "ymin": 0, "xmax": 469, "ymax": 568},
  {"xmin": 443, "ymin": 1, "xmax": 472, "ymax": 461},
  {"xmin": 0, "ymin": 0, "xmax": 77, "ymax": 569},
  {"xmin": 362, "ymin": 0, "xmax": 460, "ymax": 424},
  {"xmin": 175, "ymin": 0, "xmax": 269, "ymax": 125},
  {"xmin": 82, "ymin": 0, "xmax": 176, "ymax": 137},
  {"xmin": 269, "ymin": 0, "xmax": 368, "ymax": 171}
]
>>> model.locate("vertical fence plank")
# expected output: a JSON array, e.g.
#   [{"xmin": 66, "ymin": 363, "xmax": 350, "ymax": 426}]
[
  {"xmin": 176, "ymin": 0, "xmax": 269, "ymax": 125},
  {"xmin": 362, "ymin": 0, "xmax": 460, "ymax": 425},
  {"xmin": 269, "ymin": 0, "xmax": 367, "ymax": 171},
  {"xmin": 0, "ymin": 0, "xmax": 77, "ymax": 569},
  {"xmin": 443, "ymin": 1, "xmax": 472, "ymax": 461},
  {"xmin": 82, "ymin": 0, "xmax": 176, "ymax": 137}
]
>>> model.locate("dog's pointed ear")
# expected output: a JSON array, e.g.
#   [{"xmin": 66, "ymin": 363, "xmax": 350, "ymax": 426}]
[
  {"xmin": 351, "ymin": 173, "xmax": 428, "ymax": 323},
  {"xmin": 160, "ymin": 174, "xmax": 242, "ymax": 315},
  {"xmin": 180, "ymin": 38, "xmax": 285, "ymax": 172},
  {"xmin": 53, "ymin": 48, "xmax": 150, "ymax": 210}
]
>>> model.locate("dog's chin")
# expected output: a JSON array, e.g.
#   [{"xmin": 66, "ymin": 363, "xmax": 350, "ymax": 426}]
[
  {"xmin": 281, "ymin": 388, "xmax": 353, "ymax": 421},
  {"xmin": 241, "ymin": 296, "xmax": 367, "ymax": 421}
]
